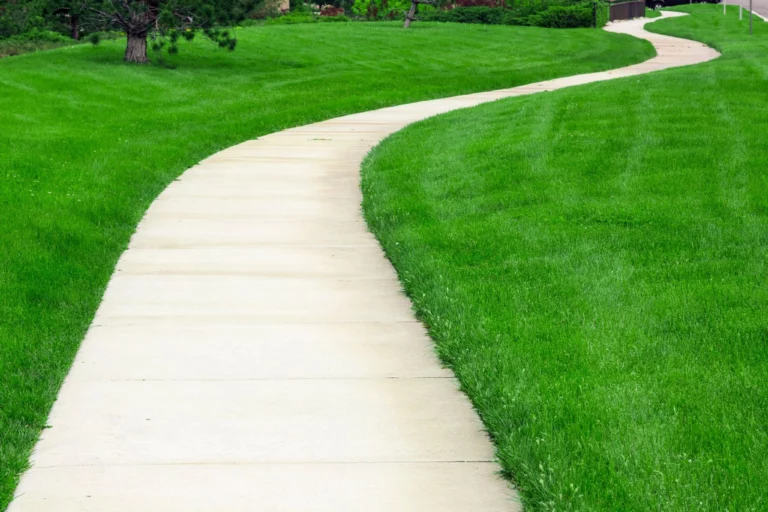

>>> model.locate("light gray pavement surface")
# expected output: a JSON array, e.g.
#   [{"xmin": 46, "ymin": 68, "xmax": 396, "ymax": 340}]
[
  {"xmin": 8, "ymin": 13, "xmax": 718, "ymax": 512},
  {"xmin": 721, "ymin": 0, "xmax": 768, "ymax": 19}
]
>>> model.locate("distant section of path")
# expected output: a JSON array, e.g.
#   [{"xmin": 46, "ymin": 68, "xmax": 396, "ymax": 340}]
[{"xmin": 8, "ymin": 12, "xmax": 717, "ymax": 512}]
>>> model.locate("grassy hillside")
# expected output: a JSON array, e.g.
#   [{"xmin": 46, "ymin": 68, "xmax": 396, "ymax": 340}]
[
  {"xmin": 362, "ymin": 7, "xmax": 767, "ymax": 511},
  {"xmin": 0, "ymin": 21, "xmax": 653, "ymax": 510}
]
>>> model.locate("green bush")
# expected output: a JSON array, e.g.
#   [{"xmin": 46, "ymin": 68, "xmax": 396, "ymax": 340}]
[
  {"xmin": 84, "ymin": 31, "xmax": 122, "ymax": 45},
  {"xmin": 420, "ymin": 6, "xmax": 525, "ymax": 25},
  {"xmin": 264, "ymin": 12, "xmax": 317, "ymax": 24},
  {"xmin": 595, "ymin": 0, "xmax": 610, "ymax": 26},
  {"xmin": 420, "ymin": 1, "xmax": 603, "ymax": 28},
  {"xmin": 264, "ymin": 12, "xmax": 351, "ymax": 24},
  {"xmin": 5, "ymin": 28, "xmax": 70, "ymax": 43},
  {"xmin": 0, "ymin": 29, "xmax": 75, "ymax": 58},
  {"xmin": 0, "ymin": 1, "xmax": 45, "ymax": 38},
  {"xmin": 290, "ymin": 1, "xmax": 314, "ymax": 13},
  {"xmin": 352, "ymin": 0, "xmax": 409, "ymax": 20},
  {"xmin": 528, "ymin": 3, "xmax": 594, "ymax": 27},
  {"xmin": 289, "ymin": 0, "xmax": 307, "ymax": 10}
]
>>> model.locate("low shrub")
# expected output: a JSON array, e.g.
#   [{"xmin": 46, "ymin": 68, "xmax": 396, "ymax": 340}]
[
  {"xmin": 595, "ymin": 0, "xmax": 610, "ymax": 26},
  {"xmin": 290, "ymin": 2, "xmax": 315, "ymax": 13},
  {"xmin": 528, "ymin": 2, "xmax": 594, "ymax": 27},
  {"xmin": 419, "ymin": 1, "xmax": 605, "ymax": 28},
  {"xmin": 352, "ymin": 0, "xmax": 410, "ymax": 20},
  {"xmin": 420, "ymin": 6, "xmax": 524, "ymax": 25},
  {"xmin": 5, "ymin": 28, "xmax": 71, "ymax": 43},
  {"xmin": 264, "ymin": 12, "xmax": 317, "ymax": 24},
  {"xmin": 455, "ymin": 0, "xmax": 504, "ymax": 6},
  {"xmin": 264, "ymin": 11, "xmax": 350, "ymax": 24},
  {"xmin": 0, "ymin": 29, "xmax": 74, "ymax": 58},
  {"xmin": 85, "ymin": 30, "xmax": 123, "ymax": 46},
  {"xmin": 0, "ymin": 3, "xmax": 45, "ymax": 39}
]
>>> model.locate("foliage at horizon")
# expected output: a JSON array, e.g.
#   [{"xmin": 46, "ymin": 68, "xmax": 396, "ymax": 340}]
[{"xmin": 0, "ymin": 0, "xmax": 257, "ymax": 61}]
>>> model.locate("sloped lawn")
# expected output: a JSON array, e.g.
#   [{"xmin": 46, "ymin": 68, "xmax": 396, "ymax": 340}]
[
  {"xmin": 362, "ymin": 7, "xmax": 767, "ymax": 511},
  {"xmin": 0, "ymin": 21, "xmax": 654, "ymax": 510}
]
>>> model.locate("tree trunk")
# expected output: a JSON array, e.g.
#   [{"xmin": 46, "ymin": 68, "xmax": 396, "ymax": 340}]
[
  {"xmin": 124, "ymin": 32, "xmax": 148, "ymax": 63},
  {"xmin": 70, "ymin": 14, "xmax": 79, "ymax": 40},
  {"xmin": 404, "ymin": 0, "xmax": 417, "ymax": 27}
]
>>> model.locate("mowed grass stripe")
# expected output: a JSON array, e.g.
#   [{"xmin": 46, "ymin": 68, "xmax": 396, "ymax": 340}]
[
  {"xmin": 362, "ymin": 7, "xmax": 767, "ymax": 511},
  {"xmin": 0, "ymin": 22, "xmax": 653, "ymax": 510}
]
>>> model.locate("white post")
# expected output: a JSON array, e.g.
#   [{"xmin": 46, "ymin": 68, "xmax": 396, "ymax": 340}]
[
  {"xmin": 724, "ymin": 0, "xmax": 727, "ymax": 15},
  {"xmin": 740, "ymin": 4, "xmax": 743, "ymax": 19}
]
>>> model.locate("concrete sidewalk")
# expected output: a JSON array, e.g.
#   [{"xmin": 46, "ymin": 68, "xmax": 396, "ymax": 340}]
[
  {"xmin": 722, "ymin": 0, "xmax": 768, "ymax": 20},
  {"xmin": 8, "ymin": 12, "xmax": 718, "ymax": 512}
]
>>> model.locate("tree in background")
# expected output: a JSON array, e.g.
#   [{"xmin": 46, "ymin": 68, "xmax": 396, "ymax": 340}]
[
  {"xmin": 43, "ymin": 0, "xmax": 90, "ymax": 40},
  {"xmin": 79, "ymin": 0, "xmax": 255, "ymax": 63},
  {"xmin": 0, "ymin": 0, "xmax": 46, "ymax": 38},
  {"xmin": 352, "ymin": 0, "xmax": 409, "ymax": 20},
  {"xmin": 403, "ymin": 0, "xmax": 437, "ymax": 27},
  {"xmin": 351, "ymin": 0, "xmax": 452, "ymax": 27}
]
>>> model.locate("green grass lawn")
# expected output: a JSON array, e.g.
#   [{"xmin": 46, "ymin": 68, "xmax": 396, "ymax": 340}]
[
  {"xmin": 645, "ymin": 7, "xmax": 662, "ymax": 18},
  {"xmin": 362, "ymin": 7, "xmax": 767, "ymax": 511},
  {"xmin": 0, "ymin": 22, "xmax": 653, "ymax": 510}
]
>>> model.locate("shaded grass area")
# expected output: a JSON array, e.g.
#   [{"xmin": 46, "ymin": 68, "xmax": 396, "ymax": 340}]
[
  {"xmin": 362, "ymin": 7, "xmax": 767, "ymax": 511},
  {"xmin": 0, "ymin": 38, "xmax": 76, "ymax": 59},
  {"xmin": 0, "ymin": 22, "xmax": 653, "ymax": 509}
]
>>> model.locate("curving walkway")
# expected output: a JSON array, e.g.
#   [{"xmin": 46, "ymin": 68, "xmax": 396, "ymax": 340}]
[{"xmin": 9, "ymin": 13, "xmax": 718, "ymax": 512}]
